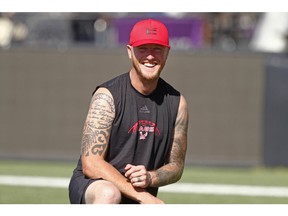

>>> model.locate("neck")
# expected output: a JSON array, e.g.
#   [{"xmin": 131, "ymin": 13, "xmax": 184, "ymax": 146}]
[{"xmin": 129, "ymin": 70, "xmax": 159, "ymax": 95}]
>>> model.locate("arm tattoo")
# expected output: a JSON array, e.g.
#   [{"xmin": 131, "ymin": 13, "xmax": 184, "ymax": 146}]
[
  {"xmin": 154, "ymin": 97, "xmax": 189, "ymax": 187},
  {"xmin": 87, "ymin": 93, "xmax": 115, "ymax": 129},
  {"xmin": 170, "ymin": 105, "xmax": 188, "ymax": 164},
  {"xmin": 81, "ymin": 92, "xmax": 115, "ymax": 157}
]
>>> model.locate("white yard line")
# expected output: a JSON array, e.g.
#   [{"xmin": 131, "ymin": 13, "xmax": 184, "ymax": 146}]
[
  {"xmin": 1, "ymin": 175, "xmax": 288, "ymax": 198},
  {"xmin": 161, "ymin": 183, "xmax": 288, "ymax": 197},
  {"xmin": 0, "ymin": 175, "xmax": 69, "ymax": 188}
]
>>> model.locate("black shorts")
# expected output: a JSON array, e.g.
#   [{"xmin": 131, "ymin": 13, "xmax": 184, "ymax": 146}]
[
  {"xmin": 68, "ymin": 160, "xmax": 139, "ymax": 204},
  {"xmin": 68, "ymin": 171, "xmax": 101, "ymax": 204}
]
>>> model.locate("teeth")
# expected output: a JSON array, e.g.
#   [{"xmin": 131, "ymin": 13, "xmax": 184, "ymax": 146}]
[{"xmin": 144, "ymin": 63, "xmax": 156, "ymax": 67}]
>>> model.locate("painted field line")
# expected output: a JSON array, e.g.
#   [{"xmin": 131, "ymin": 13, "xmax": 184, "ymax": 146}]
[
  {"xmin": 1, "ymin": 175, "xmax": 288, "ymax": 198},
  {"xmin": 161, "ymin": 183, "xmax": 288, "ymax": 197},
  {"xmin": 0, "ymin": 175, "xmax": 69, "ymax": 188}
]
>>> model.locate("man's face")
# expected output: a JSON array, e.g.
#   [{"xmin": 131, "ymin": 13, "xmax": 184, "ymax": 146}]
[{"xmin": 127, "ymin": 44, "xmax": 170, "ymax": 81}]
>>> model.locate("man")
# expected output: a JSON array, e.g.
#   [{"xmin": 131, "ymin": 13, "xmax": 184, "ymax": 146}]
[{"xmin": 69, "ymin": 18, "xmax": 189, "ymax": 204}]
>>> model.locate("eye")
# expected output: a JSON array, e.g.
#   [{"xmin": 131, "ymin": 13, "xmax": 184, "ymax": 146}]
[
  {"xmin": 137, "ymin": 46, "xmax": 147, "ymax": 53},
  {"xmin": 153, "ymin": 47, "xmax": 162, "ymax": 53},
  {"xmin": 137, "ymin": 46, "xmax": 147, "ymax": 51}
]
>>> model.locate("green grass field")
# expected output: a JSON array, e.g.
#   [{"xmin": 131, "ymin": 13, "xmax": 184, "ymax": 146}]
[{"xmin": 1, "ymin": 159, "xmax": 288, "ymax": 204}]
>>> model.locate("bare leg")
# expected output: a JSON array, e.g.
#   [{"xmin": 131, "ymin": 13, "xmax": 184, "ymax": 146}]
[{"xmin": 84, "ymin": 180, "xmax": 122, "ymax": 204}]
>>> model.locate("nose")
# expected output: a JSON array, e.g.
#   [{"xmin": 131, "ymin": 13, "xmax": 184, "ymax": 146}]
[
  {"xmin": 146, "ymin": 49, "xmax": 155, "ymax": 60},
  {"xmin": 146, "ymin": 54, "xmax": 154, "ymax": 60}
]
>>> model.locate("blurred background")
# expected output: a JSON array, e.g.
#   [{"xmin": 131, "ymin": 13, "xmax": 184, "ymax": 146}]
[{"xmin": 1, "ymin": 12, "xmax": 288, "ymax": 167}]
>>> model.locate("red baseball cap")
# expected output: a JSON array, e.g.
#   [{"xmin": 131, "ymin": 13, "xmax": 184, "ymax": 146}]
[{"xmin": 129, "ymin": 19, "xmax": 170, "ymax": 48}]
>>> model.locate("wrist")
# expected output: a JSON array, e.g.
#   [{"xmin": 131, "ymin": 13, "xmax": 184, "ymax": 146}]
[{"xmin": 147, "ymin": 171, "xmax": 152, "ymax": 187}]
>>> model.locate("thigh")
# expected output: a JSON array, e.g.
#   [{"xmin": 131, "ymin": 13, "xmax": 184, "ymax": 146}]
[{"xmin": 84, "ymin": 180, "xmax": 121, "ymax": 204}]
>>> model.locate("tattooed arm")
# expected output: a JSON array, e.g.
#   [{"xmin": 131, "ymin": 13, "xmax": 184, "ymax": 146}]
[
  {"xmin": 81, "ymin": 87, "xmax": 114, "ymax": 177},
  {"xmin": 148, "ymin": 95, "xmax": 189, "ymax": 187},
  {"xmin": 81, "ymin": 87, "xmax": 163, "ymax": 204}
]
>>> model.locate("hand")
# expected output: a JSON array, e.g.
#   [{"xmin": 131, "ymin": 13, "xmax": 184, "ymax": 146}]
[{"xmin": 124, "ymin": 164, "xmax": 152, "ymax": 188}]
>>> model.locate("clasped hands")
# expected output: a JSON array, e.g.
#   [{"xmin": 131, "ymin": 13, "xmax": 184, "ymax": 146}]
[{"xmin": 124, "ymin": 164, "xmax": 152, "ymax": 188}]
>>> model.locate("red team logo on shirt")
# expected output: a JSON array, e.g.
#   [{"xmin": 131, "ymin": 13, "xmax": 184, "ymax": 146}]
[{"xmin": 128, "ymin": 120, "xmax": 160, "ymax": 140}]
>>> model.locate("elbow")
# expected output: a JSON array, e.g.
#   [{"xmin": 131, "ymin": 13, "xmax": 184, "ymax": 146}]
[
  {"xmin": 82, "ymin": 162, "xmax": 94, "ymax": 177},
  {"xmin": 82, "ymin": 159, "xmax": 101, "ymax": 178},
  {"xmin": 173, "ymin": 171, "xmax": 183, "ymax": 183},
  {"xmin": 173, "ymin": 165, "xmax": 184, "ymax": 183},
  {"xmin": 178, "ymin": 171, "xmax": 184, "ymax": 181}
]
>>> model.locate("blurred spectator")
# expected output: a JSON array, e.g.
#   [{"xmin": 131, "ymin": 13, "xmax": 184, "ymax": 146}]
[
  {"xmin": 250, "ymin": 13, "xmax": 288, "ymax": 53},
  {"xmin": 71, "ymin": 13, "xmax": 99, "ymax": 43},
  {"xmin": 0, "ymin": 13, "xmax": 29, "ymax": 49},
  {"xmin": 0, "ymin": 13, "xmax": 14, "ymax": 49}
]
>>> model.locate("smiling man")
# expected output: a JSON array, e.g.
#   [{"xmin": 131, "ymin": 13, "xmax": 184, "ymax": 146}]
[{"xmin": 69, "ymin": 19, "xmax": 189, "ymax": 204}]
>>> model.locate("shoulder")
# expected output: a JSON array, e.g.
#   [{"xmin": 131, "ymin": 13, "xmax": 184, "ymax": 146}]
[
  {"xmin": 158, "ymin": 79, "xmax": 188, "ymax": 119},
  {"xmin": 179, "ymin": 95, "xmax": 188, "ymax": 112},
  {"xmin": 101, "ymin": 72, "xmax": 129, "ymax": 89},
  {"xmin": 158, "ymin": 78, "xmax": 180, "ymax": 97},
  {"xmin": 91, "ymin": 87, "xmax": 114, "ymax": 110},
  {"xmin": 93, "ymin": 72, "xmax": 129, "ymax": 95},
  {"xmin": 176, "ymin": 94, "xmax": 189, "ymax": 124}
]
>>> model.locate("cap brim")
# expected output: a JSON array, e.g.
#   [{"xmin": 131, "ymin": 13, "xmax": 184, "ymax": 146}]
[{"xmin": 131, "ymin": 39, "xmax": 170, "ymax": 48}]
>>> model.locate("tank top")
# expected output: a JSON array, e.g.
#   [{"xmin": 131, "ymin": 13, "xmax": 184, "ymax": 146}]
[{"xmin": 96, "ymin": 72, "xmax": 180, "ymax": 197}]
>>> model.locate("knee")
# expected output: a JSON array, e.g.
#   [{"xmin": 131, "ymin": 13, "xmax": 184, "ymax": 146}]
[
  {"xmin": 99, "ymin": 185, "xmax": 121, "ymax": 204},
  {"xmin": 85, "ymin": 181, "xmax": 121, "ymax": 204}
]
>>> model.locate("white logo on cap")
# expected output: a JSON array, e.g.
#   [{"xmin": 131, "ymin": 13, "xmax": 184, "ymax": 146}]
[{"xmin": 146, "ymin": 28, "xmax": 157, "ymax": 35}]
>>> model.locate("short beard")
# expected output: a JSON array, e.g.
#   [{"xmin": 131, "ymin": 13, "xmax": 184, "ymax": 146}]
[{"xmin": 131, "ymin": 55, "xmax": 166, "ymax": 82}]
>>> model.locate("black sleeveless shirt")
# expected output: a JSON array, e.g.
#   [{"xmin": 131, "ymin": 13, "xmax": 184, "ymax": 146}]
[
  {"xmin": 97, "ymin": 72, "xmax": 180, "ymax": 196},
  {"xmin": 69, "ymin": 72, "xmax": 180, "ymax": 203},
  {"xmin": 98, "ymin": 72, "xmax": 180, "ymax": 172}
]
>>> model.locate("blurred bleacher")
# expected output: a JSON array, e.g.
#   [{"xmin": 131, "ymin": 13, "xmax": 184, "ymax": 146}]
[{"xmin": 0, "ymin": 12, "xmax": 262, "ymax": 52}]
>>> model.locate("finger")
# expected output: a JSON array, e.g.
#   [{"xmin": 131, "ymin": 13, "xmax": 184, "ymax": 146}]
[
  {"xmin": 131, "ymin": 176, "xmax": 141, "ymax": 183},
  {"xmin": 130, "ymin": 166, "xmax": 146, "ymax": 177},
  {"xmin": 132, "ymin": 178, "xmax": 146, "ymax": 188},
  {"xmin": 124, "ymin": 164, "xmax": 133, "ymax": 171},
  {"xmin": 125, "ymin": 165, "xmax": 142, "ymax": 178},
  {"xmin": 125, "ymin": 165, "xmax": 146, "ymax": 179},
  {"xmin": 130, "ymin": 170, "xmax": 145, "ymax": 179},
  {"xmin": 124, "ymin": 164, "xmax": 135, "ymax": 178},
  {"xmin": 137, "ymin": 176, "xmax": 141, "ymax": 183}
]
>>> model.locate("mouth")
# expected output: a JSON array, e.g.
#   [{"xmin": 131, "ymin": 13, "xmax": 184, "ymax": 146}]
[{"xmin": 143, "ymin": 62, "xmax": 157, "ymax": 68}]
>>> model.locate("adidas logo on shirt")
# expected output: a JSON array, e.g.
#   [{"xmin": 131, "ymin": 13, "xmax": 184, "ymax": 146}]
[{"xmin": 139, "ymin": 105, "xmax": 150, "ymax": 114}]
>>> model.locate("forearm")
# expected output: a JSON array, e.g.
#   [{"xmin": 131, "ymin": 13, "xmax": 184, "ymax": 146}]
[
  {"xmin": 148, "ymin": 162, "xmax": 184, "ymax": 187},
  {"xmin": 148, "ymin": 95, "xmax": 188, "ymax": 188}
]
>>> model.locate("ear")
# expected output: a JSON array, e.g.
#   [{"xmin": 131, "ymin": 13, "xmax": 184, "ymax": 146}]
[{"xmin": 127, "ymin": 45, "xmax": 132, "ymax": 59}]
